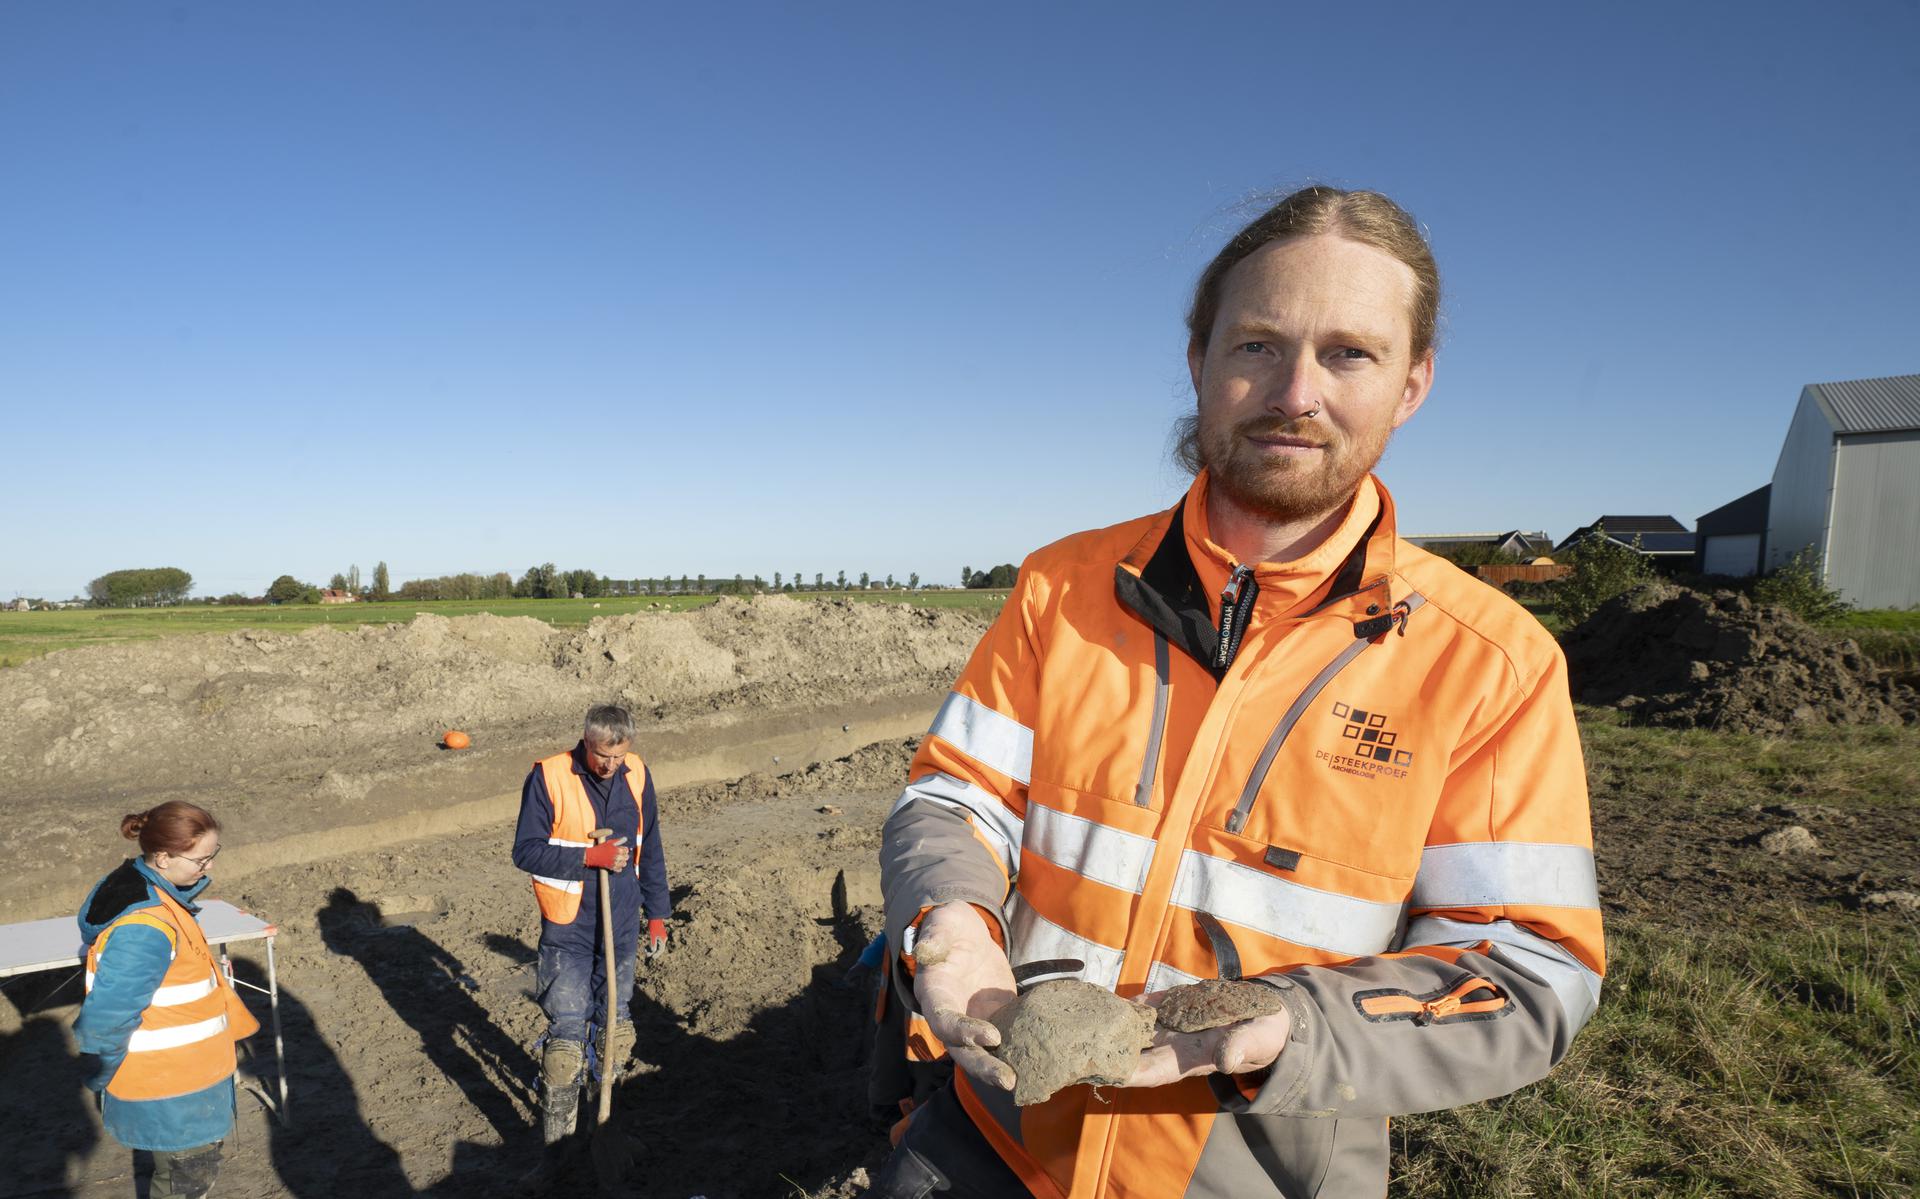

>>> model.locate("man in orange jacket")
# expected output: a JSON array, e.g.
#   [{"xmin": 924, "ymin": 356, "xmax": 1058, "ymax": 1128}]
[
  {"xmin": 512, "ymin": 703, "xmax": 671, "ymax": 1148},
  {"xmin": 877, "ymin": 187, "xmax": 1603, "ymax": 1197}
]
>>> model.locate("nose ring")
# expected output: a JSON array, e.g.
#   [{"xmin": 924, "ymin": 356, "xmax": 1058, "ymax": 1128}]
[{"xmin": 1304, "ymin": 404, "xmax": 1321, "ymax": 419}]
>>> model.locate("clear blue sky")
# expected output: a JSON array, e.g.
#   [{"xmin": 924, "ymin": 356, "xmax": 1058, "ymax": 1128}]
[{"xmin": 4, "ymin": 2, "xmax": 1917, "ymax": 598}]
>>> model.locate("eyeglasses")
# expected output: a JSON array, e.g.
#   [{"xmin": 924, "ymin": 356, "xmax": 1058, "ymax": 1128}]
[{"xmin": 175, "ymin": 847, "xmax": 221, "ymax": 869}]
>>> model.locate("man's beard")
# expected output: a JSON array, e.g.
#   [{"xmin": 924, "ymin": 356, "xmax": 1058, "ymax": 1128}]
[{"xmin": 1195, "ymin": 411, "xmax": 1391, "ymax": 524}]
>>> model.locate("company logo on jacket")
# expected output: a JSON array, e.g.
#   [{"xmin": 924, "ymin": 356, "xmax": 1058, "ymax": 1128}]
[{"xmin": 1316, "ymin": 699, "xmax": 1414, "ymax": 778}]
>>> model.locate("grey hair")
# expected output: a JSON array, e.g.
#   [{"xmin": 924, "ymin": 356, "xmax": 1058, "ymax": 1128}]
[{"xmin": 583, "ymin": 703, "xmax": 636, "ymax": 746}]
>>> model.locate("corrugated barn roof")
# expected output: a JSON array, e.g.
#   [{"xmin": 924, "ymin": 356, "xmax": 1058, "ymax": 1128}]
[{"xmin": 1809, "ymin": 373, "xmax": 1920, "ymax": 435}]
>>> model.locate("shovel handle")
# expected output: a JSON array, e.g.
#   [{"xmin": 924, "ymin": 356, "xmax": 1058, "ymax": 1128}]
[{"xmin": 591, "ymin": 829, "xmax": 618, "ymax": 1124}]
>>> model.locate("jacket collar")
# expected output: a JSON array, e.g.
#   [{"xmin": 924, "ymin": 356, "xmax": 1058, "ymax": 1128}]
[
  {"xmin": 1117, "ymin": 472, "xmax": 1404, "ymax": 676},
  {"xmin": 133, "ymin": 855, "xmax": 209, "ymax": 914}
]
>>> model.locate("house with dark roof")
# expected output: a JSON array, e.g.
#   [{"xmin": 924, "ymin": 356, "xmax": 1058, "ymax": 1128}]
[
  {"xmin": 1765, "ymin": 373, "xmax": 1920, "ymax": 608},
  {"xmin": 1554, "ymin": 515, "xmax": 1696, "ymax": 571},
  {"xmin": 1403, "ymin": 530, "xmax": 1555, "ymax": 559}
]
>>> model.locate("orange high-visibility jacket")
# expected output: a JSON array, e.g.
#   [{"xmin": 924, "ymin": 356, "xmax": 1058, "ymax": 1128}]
[
  {"xmin": 527, "ymin": 750, "xmax": 647, "ymax": 925},
  {"xmin": 881, "ymin": 473, "xmax": 1604, "ymax": 1198},
  {"xmin": 84, "ymin": 887, "xmax": 260, "ymax": 1102}
]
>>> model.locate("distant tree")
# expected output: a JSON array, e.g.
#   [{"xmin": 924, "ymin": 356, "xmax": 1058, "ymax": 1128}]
[
  {"xmin": 773, "ymin": 572, "xmax": 782, "ymax": 591},
  {"xmin": 815, "ymin": 572, "xmax": 824, "ymax": 590},
  {"xmin": 1553, "ymin": 528, "xmax": 1652, "ymax": 627},
  {"xmin": 266, "ymin": 574, "xmax": 306, "ymax": 604},
  {"xmin": 908, "ymin": 572, "xmax": 919, "ymax": 590},
  {"xmin": 348, "ymin": 564, "xmax": 361, "ymax": 594},
  {"xmin": 328, "ymin": 572, "xmax": 349, "ymax": 592},
  {"xmin": 859, "ymin": 572, "xmax": 870, "ymax": 590},
  {"xmin": 88, "ymin": 567, "xmax": 194, "ymax": 607},
  {"xmin": 679, "ymin": 575, "xmax": 689, "ymax": 593},
  {"xmin": 516, "ymin": 563, "xmax": 561, "ymax": 599},
  {"xmin": 372, "ymin": 561, "xmax": 391, "ymax": 601},
  {"xmin": 216, "ymin": 592, "xmax": 254, "ymax": 606},
  {"xmin": 987, "ymin": 563, "xmax": 1018, "ymax": 589},
  {"xmin": 560, "ymin": 569, "xmax": 604, "ymax": 598},
  {"xmin": 961, "ymin": 565, "xmax": 972, "ymax": 588},
  {"xmin": 836, "ymin": 571, "xmax": 847, "ymax": 590}
]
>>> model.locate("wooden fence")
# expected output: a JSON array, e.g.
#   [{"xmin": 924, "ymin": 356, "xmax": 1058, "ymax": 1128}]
[{"xmin": 1476, "ymin": 564, "xmax": 1572, "ymax": 586}]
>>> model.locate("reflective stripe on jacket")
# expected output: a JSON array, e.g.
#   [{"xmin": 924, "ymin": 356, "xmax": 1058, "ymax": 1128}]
[
  {"xmin": 528, "ymin": 750, "xmax": 646, "ymax": 924},
  {"xmin": 881, "ymin": 472, "xmax": 1604, "ymax": 1199},
  {"xmin": 84, "ymin": 887, "xmax": 259, "ymax": 1103}
]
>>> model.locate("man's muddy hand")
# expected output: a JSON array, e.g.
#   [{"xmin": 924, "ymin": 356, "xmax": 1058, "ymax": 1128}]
[
  {"xmin": 911, "ymin": 902, "xmax": 1018, "ymax": 1091},
  {"xmin": 1119, "ymin": 988, "xmax": 1292, "ymax": 1090}
]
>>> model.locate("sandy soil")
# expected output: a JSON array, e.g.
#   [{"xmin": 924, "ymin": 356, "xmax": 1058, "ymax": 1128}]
[
  {"xmin": 0, "ymin": 599, "xmax": 991, "ymax": 1198},
  {"xmin": 1, "ymin": 739, "xmax": 919, "ymax": 1199},
  {"xmin": 0, "ymin": 598, "xmax": 988, "ymax": 924}
]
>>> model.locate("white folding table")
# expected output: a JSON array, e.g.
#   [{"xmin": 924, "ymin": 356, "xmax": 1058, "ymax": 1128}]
[{"xmin": 0, "ymin": 899, "xmax": 289, "ymax": 1124}]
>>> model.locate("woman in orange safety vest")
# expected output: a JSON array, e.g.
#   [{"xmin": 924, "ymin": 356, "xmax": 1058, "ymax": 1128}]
[{"xmin": 76, "ymin": 801, "xmax": 259, "ymax": 1199}]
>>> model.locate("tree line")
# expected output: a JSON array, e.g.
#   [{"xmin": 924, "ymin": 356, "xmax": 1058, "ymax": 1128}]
[
  {"xmin": 87, "ymin": 568, "xmax": 193, "ymax": 607},
  {"xmin": 69, "ymin": 560, "xmax": 1012, "ymax": 608}
]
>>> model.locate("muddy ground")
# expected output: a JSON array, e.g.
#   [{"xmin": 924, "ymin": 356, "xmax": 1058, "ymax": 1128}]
[{"xmin": 1, "ymin": 738, "xmax": 916, "ymax": 1199}]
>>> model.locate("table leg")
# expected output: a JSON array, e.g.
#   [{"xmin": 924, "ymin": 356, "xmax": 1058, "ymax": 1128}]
[{"xmin": 268, "ymin": 933, "xmax": 289, "ymax": 1126}]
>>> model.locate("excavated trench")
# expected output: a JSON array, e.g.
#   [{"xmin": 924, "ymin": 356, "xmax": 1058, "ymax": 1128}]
[
  {"xmin": 1, "ymin": 740, "xmax": 917, "ymax": 1198},
  {"xmin": 0, "ymin": 597, "xmax": 984, "ymax": 923},
  {"xmin": 0, "ymin": 600, "xmax": 978, "ymax": 1194}
]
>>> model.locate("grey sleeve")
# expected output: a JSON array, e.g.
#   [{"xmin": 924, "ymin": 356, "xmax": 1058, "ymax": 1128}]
[
  {"xmin": 878, "ymin": 785, "xmax": 1013, "ymax": 958},
  {"xmin": 1216, "ymin": 934, "xmax": 1588, "ymax": 1120}
]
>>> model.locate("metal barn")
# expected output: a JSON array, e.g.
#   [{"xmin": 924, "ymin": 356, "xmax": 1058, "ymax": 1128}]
[{"xmin": 1766, "ymin": 374, "xmax": 1920, "ymax": 609}]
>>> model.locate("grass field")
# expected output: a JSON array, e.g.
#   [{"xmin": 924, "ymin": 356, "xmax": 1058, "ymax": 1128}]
[
  {"xmin": 1395, "ymin": 716, "xmax": 1920, "ymax": 1197},
  {"xmin": 0, "ymin": 590, "xmax": 1010, "ymax": 669},
  {"xmin": 1833, "ymin": 610, "xmax": 1920, "ymax": 680}
]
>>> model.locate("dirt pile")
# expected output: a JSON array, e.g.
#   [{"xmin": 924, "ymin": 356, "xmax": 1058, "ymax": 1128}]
[
  {"xmin": 1562, "ymin": 585, "xmax": 1918, "ymax": 733},
  {"xmin": 0, "ymin": 596, "xmax": 987, "ymax": 796}
]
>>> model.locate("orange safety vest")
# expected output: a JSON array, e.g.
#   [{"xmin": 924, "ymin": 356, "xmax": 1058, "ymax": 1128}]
[
  {"xmin": 890, "ymin": 474, "xmax": 1605, "ymax": 1198},
  {"xmin": 527, "ymin": 750, "xmax": 647, "ymax": 925},
  {"xmin": 84, "ymin": 889, "xmax": 260, "ymax": 1102}
]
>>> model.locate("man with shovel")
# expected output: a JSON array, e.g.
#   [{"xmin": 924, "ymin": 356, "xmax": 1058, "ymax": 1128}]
[{"xmin": 511, "ymin": 703, "xmax": 671, "ymax": 1149}]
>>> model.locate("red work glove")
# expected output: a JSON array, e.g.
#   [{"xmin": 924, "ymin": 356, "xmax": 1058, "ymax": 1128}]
[
  {"xmin": 583, "ymin": 837, "xmax": 629, "ymax": 870},
  {"xmin": 645, "ymin": 919, "xmax": 668, "ymax": 958}
]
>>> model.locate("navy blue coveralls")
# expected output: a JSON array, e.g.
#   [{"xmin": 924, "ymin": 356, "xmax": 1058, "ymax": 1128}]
[{"xmin": 510, "ymin": 742, "xmax": 671, "ymax": 1043}]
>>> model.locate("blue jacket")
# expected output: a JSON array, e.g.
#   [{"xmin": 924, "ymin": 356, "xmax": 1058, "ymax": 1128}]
[
  {"xmin": 511, "ymin": 742, "xmax": 671, "ymax": 954},
  {"xmin": 74, "ymin": 858, "xmax": 236, "ymax": 1152}
]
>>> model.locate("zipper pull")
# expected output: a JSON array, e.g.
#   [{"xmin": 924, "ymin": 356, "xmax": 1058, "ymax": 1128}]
[
  {"xmin": 1391, "ymin": 599, "xmax": 1413, "ymax": 637},
  {"xmin": 1415, "ymin": 994, "xmax": 1463, "ymax": 1025},
  {"xmin": 1214, "ymin": 565, "xmax": 1257, "ymax": 671}
]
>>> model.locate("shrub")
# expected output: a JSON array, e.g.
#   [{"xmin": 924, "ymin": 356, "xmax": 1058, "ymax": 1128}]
[
  {"xmin": 1553, "ymin": 528, "xmax": 1652, "ymax": 628},
  {"xmin": 1754, "ymin": 546, "xmax": 1851, "ymax": 626}
]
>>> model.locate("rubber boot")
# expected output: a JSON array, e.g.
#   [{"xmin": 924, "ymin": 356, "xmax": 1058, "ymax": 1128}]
[
  {"xmin": 540, "ymin": 1039, "xmax": 584, "ymax": 1146},
  {"xmin": 607, "ymin": 1021, "xmax": 637, "ymax": 1077}
]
